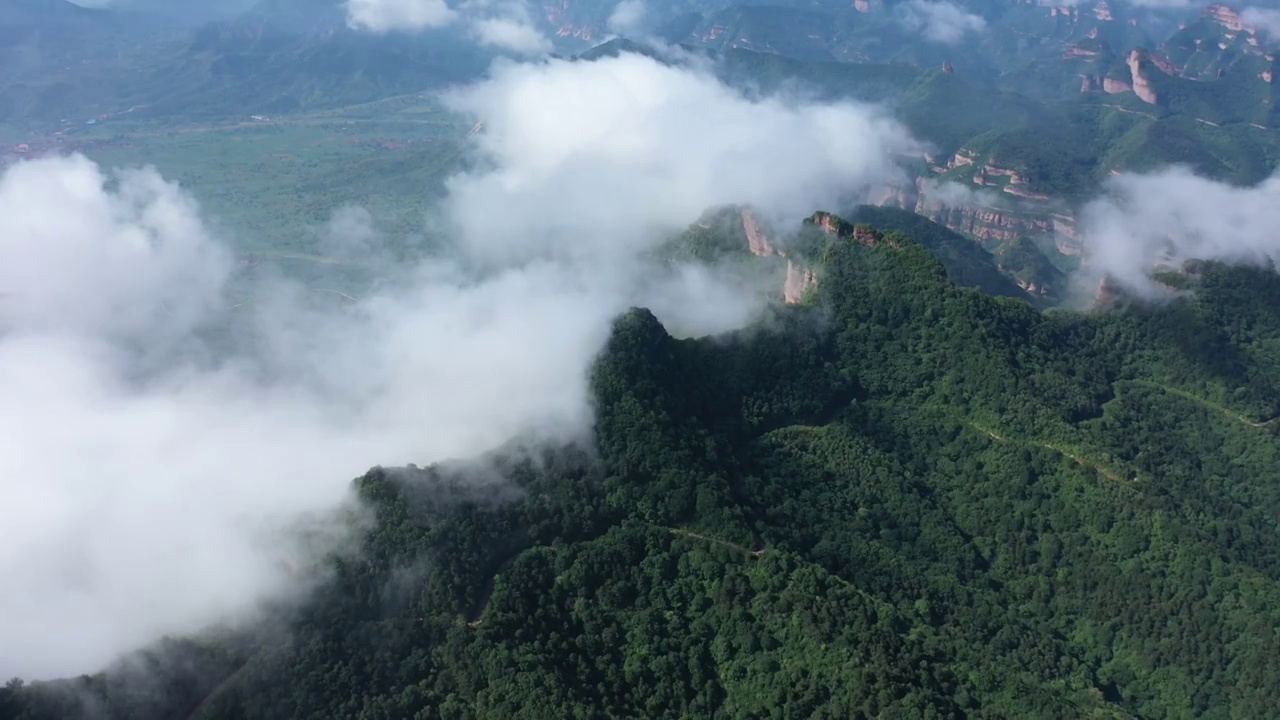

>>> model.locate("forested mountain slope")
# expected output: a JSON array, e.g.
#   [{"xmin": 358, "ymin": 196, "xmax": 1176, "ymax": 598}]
[{"xmin": 6, "ymin": 214, "xmax": 1280, "ymax": 718}]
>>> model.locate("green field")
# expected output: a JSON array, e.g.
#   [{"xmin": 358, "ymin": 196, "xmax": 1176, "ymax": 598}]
[{"xmin": 26, "ymin": 94, "xmax": 472, "ymax": 261}]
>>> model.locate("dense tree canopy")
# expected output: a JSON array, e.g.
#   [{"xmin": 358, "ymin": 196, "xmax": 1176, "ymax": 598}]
[{"xmin": 7, "ymin": 214, "xmax": 1280, "ymax": 719}]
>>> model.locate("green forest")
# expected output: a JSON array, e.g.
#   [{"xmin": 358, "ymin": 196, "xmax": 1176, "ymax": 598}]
[{"xmin": 6, "ymin": 214, "xmax": 1280, "ymax": 719}]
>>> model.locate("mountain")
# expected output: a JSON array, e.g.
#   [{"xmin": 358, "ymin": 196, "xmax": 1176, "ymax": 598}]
[
  {"xmin": 134, "ymin": 0, "xmax": 492, "ymax": 118},
  {"xmin": 586, "ymin": 36, "xmax": 1271, "ymax": 279},
  {"xmin": 0, "ymin": 0, "xmax": 178, "ymax": 122},
  {"xmin": 0, "ymin": 0, "xmax": 496, "ymax": 122},
  {"xmin": 6, "ymin": 211, "xmax": 1280, "ymax": 718},
  {"xmin": 80, "ymin": 0, "xmax": 260, "ymax": 25}
]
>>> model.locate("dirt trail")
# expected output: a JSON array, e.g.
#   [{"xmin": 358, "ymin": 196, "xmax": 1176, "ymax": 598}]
[
  {"xmin": 665, "ymin": 527, "xmax": 765, "ymax": 557},
  {"xmin": 967, "ymin": 422, "xmax": 1126, "ymax": 483},
  {"xmin": 1131, "ymin": 381, "xmax": 1280, "ymax": 428}
]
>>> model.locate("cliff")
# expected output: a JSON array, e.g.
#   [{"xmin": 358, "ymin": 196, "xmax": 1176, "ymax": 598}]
[
  {"xmin": 1127, "ymin": 49, "xmax": 1158, "ymax": 104},
  {"xmin": 805, "ymin": 211, "xmax": 895, "ymax": 247},
  {"xmin": 783, "ymin": 259, "xmax": 816, "ymax": 304},
  {"xmin": 740, "ymin": 208, "xmax": 774, "ymax": 256},
  {"xmin": 878, "ymin": 176, "xmax": 1081, "ymax": 257}
]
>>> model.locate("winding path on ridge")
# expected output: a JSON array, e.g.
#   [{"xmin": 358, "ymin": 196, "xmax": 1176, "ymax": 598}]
[
  {"xmin": 1130, "ymin": 380, "xmax": 1280, "ymax": 429},
  {"xmin": 966, "ymin": 421, "xmax": 1129, "ymax": 484}
]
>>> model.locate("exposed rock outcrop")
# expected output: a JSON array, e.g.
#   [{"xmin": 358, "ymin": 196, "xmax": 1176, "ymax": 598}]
[
  {"xmin": 1127, "ymin": 50, "xmax": 1158, "ymax": 104},
  {"xmin": 1103, "ymin": 76, "xmax": 1131, "ymax": 93},
  {"xmin": 740, "ymin": 208, "xmax": 774, "ymax": 256},
  {"xmin": 1206, "ymin": 4, "xmax": 1251, "ymax": 33},
  {"xmin": 805, "ymin": 212, "xmax": 894, "ymax": 247},
  {"xmin": 1015, "ymin": 278, "xmax": 1050, "ymax": 297},
  {"xmin": 949, "ymin": 149, "xmax": 978, "ymax": 169},
  {"xmin": 1064, "ymin": 45, "xmax": 1101, "ymax": 59},
  {"xmin": 873, "ymin": 177, "xmax": 1081, "ymax": 254},
  {"xmin": 1091, "ymin": 274, "xmax": 1121, "ymax": 311},
  {"xmin": 1150, "ymin": 53, "xmax": 1178, "ymax": 76},
  {"xmin": 783, "ymin": 260, "xmax": 816, "ymax": 304}
]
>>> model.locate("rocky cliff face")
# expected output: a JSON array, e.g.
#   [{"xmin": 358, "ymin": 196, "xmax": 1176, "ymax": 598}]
[
  {"xmin": 806, "ymin": 211, "xmax": 892, "ymax": 247},
  {"xmin": 1090, "ymin": 274, "xmax": 1121, "ymax": 311},
  {"xmin": 1127, "ymin": 49, "xmax": 1158, "ymax": 104},
  {"xmin": 783, "ymin": 260, "xmax": 816, "ymax": 304},
  {"xmin": 1206, "ymin": 4, "xmax": 1250, "ymax": 33},
  {"xmin": 740, "ymin": 208, "xmax": 774, "ymax": 257},
  {"xmin": 1102, "ymin": 75, "xmax": 1131, "ymax": 93},
  {"xmin": 876, "ymin": 178, "xmax": 1082, "ymax": 256}
]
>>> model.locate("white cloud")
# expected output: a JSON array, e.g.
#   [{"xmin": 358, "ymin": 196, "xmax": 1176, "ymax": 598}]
[
  {"xmin": 1079, "ymin": 167, "xmax": 1280, "ymax": 296},
  {"xmin": 607, "ymin": 0, "xmax": 647, "ymax": 34},
  {"xmin": 462, "ymin": 0, "xmax": 552, "ymax": 56},
  {"xmin": 1243, "ymin": 7, "xmax": 1280, "ymax": 37},
  {"xmin": 1121, "ymin": 0, "xmax": 1196, "ymax": 8},
  {"xmin": 346, "ymin": 0, "xmax": 457, "ymax": 32},
  {"xmin": 471, "ymin": 16, "xmax": 552, "ymax": 55},
  {"xmin": 917, "ymin": 177, "xmax": 1001, "ymax": 208},
  {"xmin": 440, "ymin": 52, "xmax": 920, "ymax": 265},
  {"xmin": 896, "ymin": 0, "xmax": 987, "ymax": 45},
  {"xmin": 0, "ymin": 49, "xmax": 916, "ymax": 680}
]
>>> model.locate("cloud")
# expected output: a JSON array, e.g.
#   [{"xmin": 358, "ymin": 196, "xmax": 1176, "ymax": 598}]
[
  {"xmin": 346, "ymin": 0, "xmax": 457, "ymax": 32},
  {"xmin": 608, "ymin": 0, "xmax": 647, "ymax": 34},
  {"xmin": 1120, "ymin": 0, "xmax": 1196, "ymax": 8},
  {"xmin": 440, "ymin": 52, "xmax": 920, "ymax": 265},
  {"xmin": 317, "ymin": 205, "xmax": 383, "ymax": 261},
  {"xmin": 916, "ymin": 177, "xmax": 1002, "ymax": 209},
  {"xmin": 896, "ymin": 0, "xmax": 987, "ymax": 45},
  {"xmin": 1079, "ymin": 167, "xmax": 1280, "ymax": 296},
  {"xmin": 471, "ymin": 17, "xmax": 552, "ymax": 54},
  {"xmin": 1243, "ymin": 7, "xmax": 1280, "ymax": 36},
  {"xmin": 0, "ymin": 49, "xmax": 916, "ymax": 680},
  {"xmin": 460, "ymin": 0, "xmax": 552, "ymax": 56}
]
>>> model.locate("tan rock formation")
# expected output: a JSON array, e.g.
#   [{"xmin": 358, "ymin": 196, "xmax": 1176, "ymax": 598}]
[
  {"xmin": 1091, "ymin": 274, "xmax": 1121, "ymax": 311},
  {"xmin": 949, "ymin": 149, "xmax": 978, "ymax": 169},
  {"xmin": 1150, "ymin": 54, "xmax": 1178, "ymax": 76},
  {"xmin": 1103, "ymin": 77, "xmax": 1131, "ymax": 93},
  {"xmin": 1206, "ymin": 4, "xmax": 1251, "ymax": 33},
  {"xmin": 1016, "ymin": 278, "xmax": 1050, "ymax": 297},
  {"xmin": 1127, "ymin": 50, "xmax": 1158, "ymax": 104},
  {"xmin": 1094, "ymin": 1, "xmax": 1112, "ymax": 21},
  {"xmin": 1064, "ymin": 45, "xmax": 1100, "ymax": 59},
  {"xmin": 740, "ymin": 208, "xmax": 775, "ymax": 256},
  {"xmin": 783, "ymin": 260, "xmax": 817, "ymax": 304}
]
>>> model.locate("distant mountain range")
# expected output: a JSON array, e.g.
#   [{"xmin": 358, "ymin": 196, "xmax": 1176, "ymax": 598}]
[
  {"xmin": 0, "ymin": 0, "xmax": 493, "ymax": 122},
  {"xmin": 6, "ymin": 0, "xmax": 1280, "ymax": 301}
]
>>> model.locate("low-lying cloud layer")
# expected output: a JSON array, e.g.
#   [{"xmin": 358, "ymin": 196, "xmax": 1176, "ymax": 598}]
[
  {"xmin": 0, "ymin": 49, "xmax": 915, "ymax": 680},
  {"xmin": 1242, "ymin": 6, "xmax": 1280, "ymax": 37},
  {"xmin": 466, "ymin": 0, "xmax": 552, "ymax": 55},
  {"xmin": 608, "ymin": 0, "xmax": 647, "ymax": 35},
  {"xmin": 347, "ymin": 0, "xmax": 458, "ymax": 32},
  {"xmin": 1079, "ymin": 166, "xmax": 1280, "ymax": 296},
  {"xmin": 348, "ymin": 0, "xmax": 553, "ymax": 56},
  {"xmin": 896, "ymin": 0, "xmax": 987, "ymax": 45},
  {"xmin": 441, "ymin": 52, "xmax": 919, "ymax": 264}
]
